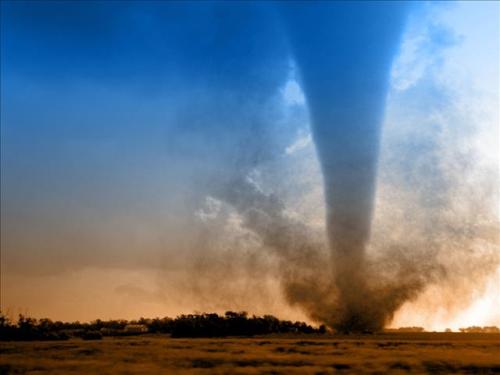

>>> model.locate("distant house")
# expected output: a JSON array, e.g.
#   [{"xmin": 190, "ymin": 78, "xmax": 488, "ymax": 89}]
[{"xmin": 124, "ymin": 324, "xmax": 148, "ymax": 334}]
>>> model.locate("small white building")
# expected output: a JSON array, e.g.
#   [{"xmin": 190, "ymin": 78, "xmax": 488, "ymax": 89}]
[{"xmin": 124, "ymin": 324, "xmax": 148, "ymax": 334}]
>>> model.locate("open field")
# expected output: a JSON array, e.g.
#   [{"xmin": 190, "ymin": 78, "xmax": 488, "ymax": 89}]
[{"xmin": 1, "ymin": 333, "xmax": 499, "ymax": 374}]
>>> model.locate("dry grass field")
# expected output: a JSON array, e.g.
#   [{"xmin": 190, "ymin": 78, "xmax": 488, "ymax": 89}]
[{"xmin": 1, "ymin": 333, "xmax": 499, "ymax": 374}]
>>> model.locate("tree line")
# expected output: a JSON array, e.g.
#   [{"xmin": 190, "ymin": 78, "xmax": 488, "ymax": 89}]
[{"xmin": 0, "ymin": 311, "xmax": 326, "ymax": 341}]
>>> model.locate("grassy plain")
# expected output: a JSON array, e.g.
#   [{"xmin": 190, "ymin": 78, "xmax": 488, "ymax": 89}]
[{"xmin": 1, "ymin": 332, "xmax": 499, "ymax": 374}]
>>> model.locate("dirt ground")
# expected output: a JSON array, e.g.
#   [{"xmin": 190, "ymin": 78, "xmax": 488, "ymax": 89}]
[{"xmin": 1, "ymin": 332, "xmax": 499, "ymax": 374}]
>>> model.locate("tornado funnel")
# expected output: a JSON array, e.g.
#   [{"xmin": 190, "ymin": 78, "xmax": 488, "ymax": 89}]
[{"xmin": 282, "ymin": 2, "xmax": 409, "ymax": 332}]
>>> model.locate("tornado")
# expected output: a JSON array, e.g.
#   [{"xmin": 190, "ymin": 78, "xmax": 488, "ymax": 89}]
[{"xmin": 281, "ymin": 2, "xmax": 410, "ymax": 332}]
